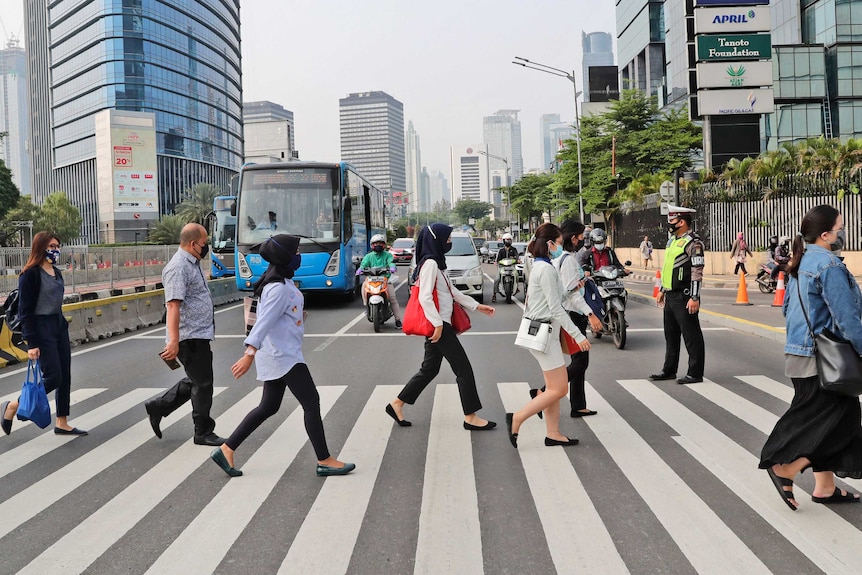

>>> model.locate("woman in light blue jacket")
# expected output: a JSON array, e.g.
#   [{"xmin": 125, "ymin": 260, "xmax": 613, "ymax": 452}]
[{"xmin": 760, "ymin": 205, "xmax": 862, "ymax": 510}]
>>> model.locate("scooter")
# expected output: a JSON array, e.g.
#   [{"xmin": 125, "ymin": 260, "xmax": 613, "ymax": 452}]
[
  {"xmin": 358, "ymin": 266, "xmax": 396, "ymax": 332},
  {"xmin": 496, "ymin": 257, "xmax": 519, "ymax": 303},
  {"xmin": 591, "ymin": 263, "xmax": 630, "ymax": 349},
  {"xmin": 755, "ymin": 263, "xmax": 778, "ymax": 294}
]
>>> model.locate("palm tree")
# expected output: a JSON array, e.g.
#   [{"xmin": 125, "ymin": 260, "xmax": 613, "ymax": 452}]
[
  {"xmin": 173, "ymin": 183, "xmax": 222, "ymax": 224},
  {"xmin": 149, "ymin": 214, "xmax": 185, "ymax": 244}
]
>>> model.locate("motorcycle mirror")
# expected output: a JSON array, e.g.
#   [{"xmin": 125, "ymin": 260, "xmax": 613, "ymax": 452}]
[{"xmin": 624, "ymin": 260, "xmax": 632, "ymax": 266}]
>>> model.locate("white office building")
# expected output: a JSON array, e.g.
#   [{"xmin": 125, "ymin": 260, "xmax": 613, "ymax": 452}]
[
  {"xmin": 482, "ymin": 110, "xmax": 523, "ymax": 183},
  {"xmin": 541, "ymin": 114, "xmax": 561, "ymax": 172},
  {"xmin": 405, "ymin": 120, "xmax": 422, "ymax": 213},
  {"xmin": 243, "ymin": 101, "xmax": 296, "ymax": 164},
  {"xmin": 449, "ymin": 145, "xmax": 490, "ymax": 204}
]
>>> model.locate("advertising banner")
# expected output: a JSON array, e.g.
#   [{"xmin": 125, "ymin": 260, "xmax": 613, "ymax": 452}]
[
  {"xmin": 695, "ymin": 0, "xmax": 768, "ymax": 6},
  {"xmin": 696, "ymin": 60, "xmax": 773, "ymax": 89},
  {"xmin": 697, "ymin": 88, "xmax": 774, "ymax": 115},
  {"xmin": 110, "ymin": 127, "xmax": 158, "ymax": 213},
  {"xmin": 696, "ymin": 34, "xmax": 772, "ymax": 61},
  {"xmin": 587, "ymin": 66, "xmax": 620, "ymax": 102},
  {"xmin": 695, "ymin": 6, "xmax": 770, "ymax": 34}
]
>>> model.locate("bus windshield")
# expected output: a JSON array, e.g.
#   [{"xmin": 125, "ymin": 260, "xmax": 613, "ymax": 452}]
[
  {"xmin": 237, "ymin": 167, "xmax": 340, "ymax": 246},
  {"xmin": 212, "ymin": 210, "xmax": 236, "ymax": 252}
]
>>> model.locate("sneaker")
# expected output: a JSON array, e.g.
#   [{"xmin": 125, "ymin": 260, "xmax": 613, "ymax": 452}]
[{"xmin": 395, "ymin": 319, "xmax": 403, "ymax": 329}]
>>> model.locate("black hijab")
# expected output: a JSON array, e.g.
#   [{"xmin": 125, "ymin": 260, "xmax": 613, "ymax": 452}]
[
  {"xmin": 252, "ymin": 234, "xmax": 301, "ymax": 297},
  {"xmin": 413, "ymin": 223, "xmax": 452, "ymax": 281}
]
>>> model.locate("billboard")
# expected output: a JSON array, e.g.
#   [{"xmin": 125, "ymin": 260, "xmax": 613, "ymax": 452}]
[
  {"xmin": 111, "ymin": 126, "xmax": 158, "ymax": 213},
  {"xmin": 587, "ymin": 66, "xmax": 620, "ymax": 102},
  {"xmin": 695, "ymin": 0, "xmax": 768, "ymax": 5},
  {"xmin": 696, "ymin": 60, "xmax": 773, "ymax": 89},
  {"xmin": 696, "ymin": 34, "xmax": 771, "ymax": 61},
  {"xmin": 697, "ymin": 88, "xmax": 774, "ymax": 115},
  {"xmin": 695, "ymin": 6, "xmax": 770, "ymax": 34}
]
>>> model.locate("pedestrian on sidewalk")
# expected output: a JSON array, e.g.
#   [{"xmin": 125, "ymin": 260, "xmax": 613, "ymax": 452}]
[
  {"xmin": 145, "ymin": 223, "xmax": 224, "ymax": 447},
  {"xmin": 211, "ymin": 234, "xmax": 355, "ymax": 478},
  {"xmin": 639, "ymin": 235, "xmax": 653, "ymax": 269},
  {"xmin": 2, "ymin": 232, "xmax": 88, "ymax": 436},
  {"xmin": 506, "ymin": 223, "xmax": 590, "ymax": 449},
  {"xmin": 386, "ymin": 223, "xmax": 497, "ymax": 430},
  {"xmin": 649, "ymin": 205, "xmax": 706, "ymax": 385},
  {"xmin": 760, "ymin": 205, "xmax": 862, "ymax": 510},
  {"xmin": 730, "ymin": 232, "xmax": 753, "ymax": 275}
]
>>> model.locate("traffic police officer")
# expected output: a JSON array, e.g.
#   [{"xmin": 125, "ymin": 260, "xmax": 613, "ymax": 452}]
[{"xmin": 650, "ymin": 205, "xmax": 705, "ymax": 384}]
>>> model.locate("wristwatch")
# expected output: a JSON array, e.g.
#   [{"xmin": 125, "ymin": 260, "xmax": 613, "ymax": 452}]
[{"xmin": 244, "ymin": 346, "xmax": 256, "ymax": 357}]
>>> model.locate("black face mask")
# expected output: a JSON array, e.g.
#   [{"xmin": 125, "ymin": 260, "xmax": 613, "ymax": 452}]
[
  {"xmin": 443, "ymin": 241, "xmax": 452, "ymax": 253},
  {"xmin": 195, "ymin": 241, "xmax": 209, "ymax": 259},
  {"xmin": 574, "ymin": 238, "xmax": 585, "ymax": 251},
  {"xmin": 372, "ymin": 244, "xmax": 384, "ymax": 253},
  {"xmin": 667, "ymin": 220, "xmax": 679, "ymax": 233},
  {"xmin": 830, "ymin": 229, "xmax": 846, "ymax": 252}
]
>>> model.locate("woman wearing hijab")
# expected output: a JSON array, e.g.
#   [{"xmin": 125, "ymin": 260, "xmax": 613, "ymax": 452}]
[
  {"xmin": 385, "ymin": 223, "xmax": 497, "ymax": 429},
  {"xmin": 210, "ymin": 234, "xmax": 355, "ymax": 477},
  {"xmin": 730, "ymin": 232, "xmax": 753, "ymax": 275}
]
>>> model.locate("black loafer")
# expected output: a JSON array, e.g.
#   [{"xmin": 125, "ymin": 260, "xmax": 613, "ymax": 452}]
[
  {"xmin": 505, "ymin": 413, "xmax": 518, "ymax": 449},
  {"xmin": 649, "ymin": 372, "xmax": 677, "ymax": 381},
  {"xmin": 54, "ymin": 427, "xmax": 88, "ymax": 436},
  {"xmin": 544, "ymin": 436, "xmax": 579, "ymax": 446},
  {"xmin": 316, "ymin": 462, "xmax": 356, "ymax": 476},
  {"xmin": 463, "ymin": 420, "xmax": 496, "ymax": 430},
  {"xmin": 145, "ymin": 401, "xmax": 163, "ymax": 439},
  {"xmin": 1, "ymin": 401, "xmax": 12, "ymax": 435},
  {"xmin": 529, "ymin": 388, "xmax": 543, "ymax": 419},
  {"xmin": 194, "ymin": 433, "xmax": 225, "ymax": 446},
  {"xmin": 570, "ymin": 410, "xmax": 597, "ymax": 418},
  {"xmin": 210, "ymin": 448, "xmax": 242, "ymax": 477},
  {"xmin": 677, "ymin": 375, "xmax": 703, "ymax": 384}
]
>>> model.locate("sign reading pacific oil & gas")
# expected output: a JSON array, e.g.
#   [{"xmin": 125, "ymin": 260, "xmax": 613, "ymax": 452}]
[
  {"xmin": 696, "ymin": 34, "xmax": 772, "ymax": 61},
  {"xmin": 697, "ymin": 88, "xmax": 774, "ymax": 115}
]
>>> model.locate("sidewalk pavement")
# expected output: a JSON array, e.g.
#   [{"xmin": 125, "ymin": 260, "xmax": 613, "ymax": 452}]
[{"xmin": 625, "ymin": 267, "xmax": 788, "ymax": 344}]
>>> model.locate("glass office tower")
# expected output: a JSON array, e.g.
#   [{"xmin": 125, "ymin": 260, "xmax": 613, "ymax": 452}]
[{"xmin": 26, "ymin": 0, "xmax": 243, "ymax": 243}]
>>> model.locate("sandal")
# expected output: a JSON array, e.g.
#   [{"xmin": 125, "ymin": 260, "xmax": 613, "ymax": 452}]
[
  {"xmin": 767, "ymin": 467, "xmax": 798, "ymax": 511},
  {"xmin": 812, "ymin": 487, "xmax": 860, "ymax": 504}
]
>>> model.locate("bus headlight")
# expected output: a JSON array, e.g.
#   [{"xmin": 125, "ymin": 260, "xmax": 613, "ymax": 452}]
[
  {"xmin": 324, "ymin": 249, "xmax": 340, "ymax": 277},
  {"xmin": 237, "ymin": 251, "xmax": 252, "ymax": 279}
]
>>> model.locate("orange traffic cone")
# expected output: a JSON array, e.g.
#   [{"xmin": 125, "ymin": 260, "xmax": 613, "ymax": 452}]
[
  {"xmin": 771, "ymin": 271, "xmax": 786, "ymax": 307},
  {"xmin": 733, "ymin": 272, "xmax": 752, "ymax": 305},
  {"xmin": 652, "ymin": 270, "xmax": 661, "ymax": 298}
]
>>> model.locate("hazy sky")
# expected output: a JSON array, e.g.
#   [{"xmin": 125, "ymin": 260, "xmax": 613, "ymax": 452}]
[{"xmin": 2, "ymin": 0, "xmax": 616, "ymax": 175}]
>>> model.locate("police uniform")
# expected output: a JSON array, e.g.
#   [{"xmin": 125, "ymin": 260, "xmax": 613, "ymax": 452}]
[{"xmin": 651, "ymin": 205, "xmax": 705, "ymax": 384}]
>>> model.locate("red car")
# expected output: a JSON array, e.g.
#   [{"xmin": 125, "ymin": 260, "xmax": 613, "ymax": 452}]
[{"xmin": 389, "ymin": 238, "xmax": 415, "ymax": 264}]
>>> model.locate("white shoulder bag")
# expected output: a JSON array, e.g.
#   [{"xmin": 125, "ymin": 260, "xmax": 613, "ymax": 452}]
[{"xmin": 514, "ymin": 285, "xmax": 554, "ymax": 353}]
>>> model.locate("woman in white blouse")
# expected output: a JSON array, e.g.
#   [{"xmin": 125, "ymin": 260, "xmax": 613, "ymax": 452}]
[
  {"xmin": 386, "ymin": 224, "xmax": 497, "ymax": 429},
  {"xmin": 506, "ymin": 223, "xmax": 590, "ymax": 448}
]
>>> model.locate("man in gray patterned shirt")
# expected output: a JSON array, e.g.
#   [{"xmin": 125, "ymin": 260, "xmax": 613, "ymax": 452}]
[{"xmin": 146, "ymin": 223, "xmax": 224, "ymax": 446}]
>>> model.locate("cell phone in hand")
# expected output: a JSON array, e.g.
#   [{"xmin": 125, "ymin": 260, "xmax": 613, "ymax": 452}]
[{"xmin": 159, "ymin": 352, "xmax": 181, "ymax": 370}]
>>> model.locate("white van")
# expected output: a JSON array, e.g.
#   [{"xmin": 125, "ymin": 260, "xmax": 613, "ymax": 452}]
[{"xmin": 407, "ymin": 231, "xmax": 485, "ymax": 303}]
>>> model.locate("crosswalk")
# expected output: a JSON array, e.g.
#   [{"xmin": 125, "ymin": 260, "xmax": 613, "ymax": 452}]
[{"xmin": 2, "ymin": 375, "xmax": 862, "ymax": 574}]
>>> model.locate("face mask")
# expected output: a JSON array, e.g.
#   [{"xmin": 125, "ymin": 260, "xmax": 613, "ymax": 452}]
[
  {"xmin": 667, "ymin": 220, "xmax": 679, "ymax": 233},
  {"xmin": 443, "ymin": 241, "xmax": 452, "ymax": 253},
  {"xmin": 372, "ymin": 244, "xmax": 384, "ymax": 253},
  {"xmin": 195, "ymin": 242, "xmax": 209, "ymax": 259},
  {"xmin": 503, "ymin": 240, "xmax": 512, "ymax": 247},
  {"xmin": 548, "ymin": 242, "xmax": 564, "ymax": 259},
  {"xmin": 574, "ymin": 238, "xmax": 585, "ymax": 251},
  {"xmin": 830, "ymin": 229, "xmax": 846, "ymax": 252},
  {"xmin": 288, "ymin": 253, "xmax": 302, "ymax": 271},
  {"xmin": 593, "ymin": 243, "xmax": 606, "ymax": 251},
  {"xmin": 46, "ymin": 249, "xmax": 60, "ymax": 265}
]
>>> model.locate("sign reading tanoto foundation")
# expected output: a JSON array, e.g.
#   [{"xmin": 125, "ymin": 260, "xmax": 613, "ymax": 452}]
[{"xmin": 696, "ymin": 34, "xmax": 772, "ymax": 61}]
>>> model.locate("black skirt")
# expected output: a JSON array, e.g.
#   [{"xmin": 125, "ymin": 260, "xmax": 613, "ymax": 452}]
[{"xmin": 760, "ymin": 375, "xmax": 862, "ymax": 479}]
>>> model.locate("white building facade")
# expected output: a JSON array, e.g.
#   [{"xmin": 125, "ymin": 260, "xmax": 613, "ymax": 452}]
[
  {"xmin": 482, "ymin": 110, "xmax": 523, "ymax": 183},
  {"xmin": 449, "ymin": 145, "xmax": 490, "ymax": 205}
]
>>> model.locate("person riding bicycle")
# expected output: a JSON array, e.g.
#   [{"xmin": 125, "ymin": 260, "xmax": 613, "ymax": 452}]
[
  {"xmin": 581, "ymin": 228, "xmax": 628, "ymax": 276},
  {"xmin": 492, "ymin": 233, "xmax": 519, "ymax": 303},
  {"xmin": 359, "ymin": 234, "xmax": 402, "ymax": 329}
]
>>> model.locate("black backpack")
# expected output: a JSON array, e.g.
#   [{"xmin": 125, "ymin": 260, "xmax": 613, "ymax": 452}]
[{"xmin": 3, "ymin": 289, "xmax": 21, "ymax": 333}]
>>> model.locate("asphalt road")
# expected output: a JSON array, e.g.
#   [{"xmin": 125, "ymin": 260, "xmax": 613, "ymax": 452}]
[{"xmin": 1, "ymin": 264, "xmax": 860, "ymax": 574}]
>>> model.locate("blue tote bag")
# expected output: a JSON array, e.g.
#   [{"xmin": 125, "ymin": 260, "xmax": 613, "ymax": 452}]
[{"xmin": 17, "ymin": 359, "xmax": 51, "ymax": 429}]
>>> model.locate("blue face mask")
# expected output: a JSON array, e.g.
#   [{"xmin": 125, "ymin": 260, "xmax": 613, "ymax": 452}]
[
  {"xmin": 46, "ymin": 249, "xmax": 61, "ymax": 265},
  {"xmin": 549, "ymin": 242, "xmax": 564, "ymax": 259}
]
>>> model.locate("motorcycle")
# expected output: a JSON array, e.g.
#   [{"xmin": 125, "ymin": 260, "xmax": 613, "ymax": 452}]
[
  {"xmin": 591, "ymin": 263, "xmax": 630, "ymax": 349},
  {"xmin": 358, "ymin": 266, "xmax": 397, "ymax": 332},
  {"xmin": 496, "ymin": 257, "xmax": 519, "ymax": 303},
  {"xmin": 755, "ymin": 263, "xmax": 778, "ymax": 294}
]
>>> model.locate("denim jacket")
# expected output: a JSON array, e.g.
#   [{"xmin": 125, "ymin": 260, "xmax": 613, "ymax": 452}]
[{"xmin": 783, "ymin": 244, "xmax": 862, "ymax": 357}]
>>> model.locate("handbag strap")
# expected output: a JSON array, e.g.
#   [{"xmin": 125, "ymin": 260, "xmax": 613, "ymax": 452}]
[{"xmin": 794, "ymin": 272, "xmax": 816, "ymax": 342}]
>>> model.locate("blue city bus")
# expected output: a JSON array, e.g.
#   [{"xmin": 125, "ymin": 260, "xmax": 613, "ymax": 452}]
[
  {"xmin": 209, "ymin": 195, "xmax": 237, "ymax": 277},
  {"xmin": 234, "ymin": 162, "xmax": 385, "ymax": 296}
]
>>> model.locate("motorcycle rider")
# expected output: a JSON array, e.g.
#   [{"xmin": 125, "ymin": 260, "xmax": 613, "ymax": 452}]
[
  {"xmin": 359, "ymin": 234, "xmax": 402, "ymax": 329},
  {"xmin": 772, "ymin": 235, "xmax": 791, "ymax": 280},
  {"xmin": 492, "ymin": 233, "xmax": 520, "ymax": 303},
  {"xmin": 581, "ymin": 228, "xmax": 628, "ymax": 275}
]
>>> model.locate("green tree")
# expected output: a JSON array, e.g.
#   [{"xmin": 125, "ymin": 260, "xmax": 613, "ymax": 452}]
[
  {"xmin": 35, "ymin": 192, "xmax": 83, "ymax": 243},
  {"xmin": 0, "ymin": 159, "xmax": 20, "ymax": 222},
  {"xmin": 506, "ymin": 173, "xmax": 559, "ymax": 226},
  {"xmin": 0, "ymin": 195, "xmax": 40, "ymax": 246},
  {"xmin": 452, "ymin": 198, "xmax": 493, "ymax": 224},
  {"xmin": 174, "ymin": 183, "xmax": 222, "ymax": 224},
  {"xmin": 149, "ymin": 214, "xmax": 185, "ymax": 244}
]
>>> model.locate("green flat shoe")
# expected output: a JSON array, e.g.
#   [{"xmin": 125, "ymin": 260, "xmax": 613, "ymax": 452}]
[{"xmin": 316, "ymin": 462, "xmax": 356, "ymax": 477}]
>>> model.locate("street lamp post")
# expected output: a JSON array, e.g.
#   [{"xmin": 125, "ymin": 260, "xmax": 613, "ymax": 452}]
[
  {"xmin": 477, "ymin": 149, "xmax": 512, "ymax": 234},
  {"xmin": 512, "ymin": 57, "xmax": 585, "ymax": 221}
]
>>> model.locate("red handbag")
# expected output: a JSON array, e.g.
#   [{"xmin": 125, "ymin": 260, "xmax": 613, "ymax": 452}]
[{"xmin": 402, "ymin": 278, "xmax": 472, "ymax": 337}]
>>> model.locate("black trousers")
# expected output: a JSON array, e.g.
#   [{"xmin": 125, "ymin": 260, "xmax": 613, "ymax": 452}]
[
  {"xmin": 151, "ymin": 339, "xmax": 216, "ymax": 437},
  {"xmin": 32, "ymin": 314, "xmax": 72, "ymax": 417},
  {"xmin": 566, "ymin": 311, "xmax": 590, "ymax": 412},
  {"xmin": 661, "ymin": 291, "xmax": 705, "ymax": 378},
  {"xmin": 399, "ymin": 323, "xmax": 482, "ymax": 415},
  {"xmin": 225, "ymin": 363, "xmax": 330, "ymax": 460},
  {"xmin": 733, "ymin": 262, "xmax": 747, "ymax": 275}
]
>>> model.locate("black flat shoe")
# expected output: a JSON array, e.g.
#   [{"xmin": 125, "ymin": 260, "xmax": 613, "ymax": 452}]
[
  {"xmin": 463, "ymin": 420, "xmax": 496, "ymax": 430},
  {"xmin": 570, "ymin": 410, "xmax": 597, "ymax": 418},
  {"xmin": 210, "ymin": 448, "xmax": 242, "ymax": 477},
  {"xmin": 529, "ymin": 388, "xmax": 543, "ymax": 419},
  {"xmin": 677, "ymin": 375, "xmax": 703, "ymax": 384},
  {"xmin": 385, "ymin": 403, "xmax": 411, "ymax": 427},
  {"xmin": 145, "ymin": 401, "xmax": 163, "ymax": 439},
  {"xmin": 1, "ymin": 401, "xmax": 12, "ymax": 435},
  {"xmin": 194, "ymin": 433, "xmax": 225, "ymax": 446},
  {"xmin": 649, "ymin": 372, "xmax": 676, "ymax": 381},
  {"xmin": 544, "ymin": 436, "xmax": 579, "ymax": 446},
  {"xmin": 316, "ymin": 462, "xmax": 356, "ymax": 476},
  {"xmin": 54, "ymin": 427, "xmax": 88, "ymax": 436},
  {"xmin": 505, "ymin": 413, "xmax": 518, "ymax": 449}
]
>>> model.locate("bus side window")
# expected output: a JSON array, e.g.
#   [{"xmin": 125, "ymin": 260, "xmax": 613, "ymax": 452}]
[{"xmin": 343, "ymin": 196, "xmax": 353, "ymax": 241}]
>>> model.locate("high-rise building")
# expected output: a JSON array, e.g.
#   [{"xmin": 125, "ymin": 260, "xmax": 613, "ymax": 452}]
[
  {"xmin": 25, "ymin": 0, "xmax": 243, "ymax": 243},
  {"xmin": 583, "ymin": 31, "xmax": 616, "ymax": 102},
  {"xmin": 483, "ymin": 110, "xmax": 523, "ymax": 183},
  {"xmin": 616, "ymin": 0, "xmax": 665, "ymax": 100},
  {"xmin": 449, "ymin": 145, "xmax": 490, "ymax": 205},
  {"xmin": 339, "ymin": 91, "xmax": 407, "ymax": 201},
  {"xmin": 548, "ymin": 121, "xmax": 575, "ymax": 171},
  {"xmin": 541, "ymin": 114, "xmax": 561, "ymax": 172},
  {"xmin": 243, "ymin": 101, "xmax": 296, "ymax": 164},
  {"xmin": 405, "ymin": 120, "xmax": 422, "ymax": 213},
  {"xmin": 0, "ymin": 37, "xmax": 31, "ymax": 196},
  {"xmin": 429, "ymin": 169, "xmax": 449, "ymax": 208},
  {"xmin": 419, "ymin": 167, "xmax": 431, "ymax": 213}
]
